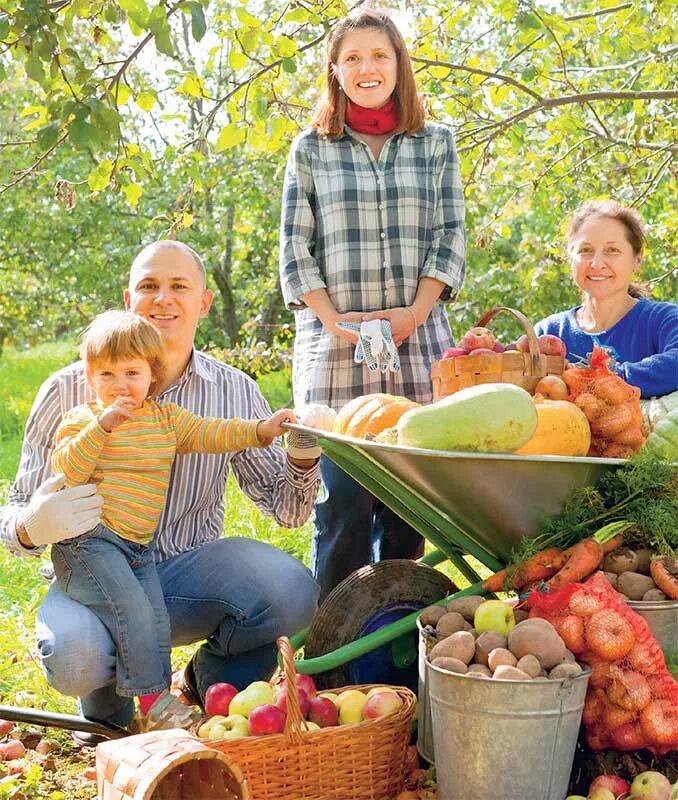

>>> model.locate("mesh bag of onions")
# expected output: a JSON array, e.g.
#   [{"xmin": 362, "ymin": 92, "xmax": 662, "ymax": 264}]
[
  {"xmin": 562, "ymin": 346, "xmax": 646, "ymax": 458},
  {"xmin": 527, "ymin": 573, "xmax": 678, "ymax": 755}
]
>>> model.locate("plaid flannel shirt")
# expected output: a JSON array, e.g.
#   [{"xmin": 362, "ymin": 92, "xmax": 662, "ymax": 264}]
[{"xmin": 280, "ymin": 122, "xmax": 465, "ymax": 410}]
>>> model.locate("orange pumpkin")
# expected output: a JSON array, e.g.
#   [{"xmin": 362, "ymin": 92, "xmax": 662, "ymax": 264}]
[
  {"xmin": 514, "ymin": 398, "xmax": 591, "ymax": 456},
  {"xmin": 334, "ymin": 393, "xmax": 419, "ymax": 439}
]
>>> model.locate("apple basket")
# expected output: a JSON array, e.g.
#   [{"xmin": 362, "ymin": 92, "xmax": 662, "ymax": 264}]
[
  {"xmin": 431, "ymin": 306, "xmax": 565, "ymax": 399},
  {"xmin": 193, "ymin": 636, "xmax": 417, "ymax": 800}
]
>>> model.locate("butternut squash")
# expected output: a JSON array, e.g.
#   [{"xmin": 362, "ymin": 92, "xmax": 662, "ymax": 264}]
[{"xmin": 515, "ymin": 398, "xmax": 591, "ymax": 457}]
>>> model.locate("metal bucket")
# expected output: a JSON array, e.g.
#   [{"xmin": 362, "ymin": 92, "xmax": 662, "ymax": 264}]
[
  {"xmin": 627, "ymin": 599, "xmax": 678, "ymax": 676},
  {"xmin": 415, "ymin": 619, "xmax": 437, "ymax": 763},
  {"xmin": 427, "ymin": 661, "xmax": 590, "ymax": 800}
]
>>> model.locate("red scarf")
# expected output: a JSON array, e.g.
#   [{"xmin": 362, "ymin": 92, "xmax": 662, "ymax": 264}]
[{"xmin": 345, "ymin": 97, "xmax": 399, "ymax": 135}]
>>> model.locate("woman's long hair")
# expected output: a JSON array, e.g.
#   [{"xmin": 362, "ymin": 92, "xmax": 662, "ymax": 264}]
[{"xmin": 312, "ymin": 8, "xmax": 426, "ymax": 138}]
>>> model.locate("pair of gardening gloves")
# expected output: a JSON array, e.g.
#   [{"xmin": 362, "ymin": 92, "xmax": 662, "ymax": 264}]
[{"xmin": 337, "ymin": 319, "xmax": 401, "ymax": 374}]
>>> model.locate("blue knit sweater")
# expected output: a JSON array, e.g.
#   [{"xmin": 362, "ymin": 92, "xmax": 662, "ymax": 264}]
[{"xmin": 535, "ymin": 299, "xmax": 678, "ymax": 398}]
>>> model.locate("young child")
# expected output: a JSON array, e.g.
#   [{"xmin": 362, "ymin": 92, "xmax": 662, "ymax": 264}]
[{"xmin": 50, "ymin": 310, "xmax": 297, "ymax": 731}]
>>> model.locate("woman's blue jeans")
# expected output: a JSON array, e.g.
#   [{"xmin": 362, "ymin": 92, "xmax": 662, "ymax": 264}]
[
  {"xmin": 51, "ymin": 525, "xmax": 170, "ymax": 698},
  {"xmin": 37, "ymin": 537, "xmax": 319, "ymax": 727},
  {"xmin": 311, "ymin": 456, "xmax": 424, "ymax": 601}
]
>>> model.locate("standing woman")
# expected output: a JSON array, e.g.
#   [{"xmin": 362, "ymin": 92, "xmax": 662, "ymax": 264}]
[{"xmin": 280, "ymin": 8, "xmax": 465, "ymax": 599}]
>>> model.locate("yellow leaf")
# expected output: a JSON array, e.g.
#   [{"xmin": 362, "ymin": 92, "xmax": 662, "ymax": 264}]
[
  {"xmin": 88, "ymin": 160, "xmax": 114, "ymax": 192},
  {"xmin": 181, "ymin": 211, "xmax": 193, "ymax": 228},
  {"xmin": 275, "ymin": 35, "xmax": 297, "ymax": 58},
  {"xmin": 136, "ymin": 91, "xmax": 156, "ymax": 111},
  {"xmin": 122, "ymin": 182, "xmax": 143, "ymax": 207},
  {"xmin": 229, "ymin": 48, "xmax": 248, "ymax": 70},
  {"xmin": 114, "ymin": 83, "xmax": 133, "ymax": 105},
  {"xmin": 235, "ymin": 7, "xmax": 260, "ymax": 27},
  {"xmin": 176, "ymin": 75, "xmax": 205, "ymax": 98},
  {"xmin": 216, "ymin": 122, "xmax": 246, "ymax": 151},
  {"xmin": 248, "ymin": 126, "xmax": 269, "ymax": 152},
  {"xmin": 500, "ymin": 224, "xmax": 511, "ymax": 239}
]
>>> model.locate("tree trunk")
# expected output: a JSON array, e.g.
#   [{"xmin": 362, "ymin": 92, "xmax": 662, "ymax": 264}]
[{"xmin": 210, "ymin": 201, "xmax": 240, "ymax": 345}]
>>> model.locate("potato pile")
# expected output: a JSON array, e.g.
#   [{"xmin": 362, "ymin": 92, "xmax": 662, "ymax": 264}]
[
  {"xmin": 421, "ymin": 597, "xmax": 586, "ymax": 681},
  {"xmin": 602, "ymin": 547, "xmax": 670, "ymax": 601}
]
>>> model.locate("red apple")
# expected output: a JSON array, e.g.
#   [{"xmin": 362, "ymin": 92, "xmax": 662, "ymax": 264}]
[
  {"xmin": 248, "ymin": 704, "xmax": 286, "ymax": 736},
  {"xmin": 307, "ymin": 695, "xmax": 339, "ymax": 728},
  {"xmin": 588, "ymin": 789, "xmax": 615, "ymax": 800},
  {"xmin": 204, "ymin": 682, "xmax": 239, "ymax": 717},
  {"xmin": 363, "ymin": 690, "xmax": 404, "ymax": 719},
  {"xmin": 0, "ymin": 740, "xmax": 26, "ymax": 761},
  {"xmin": 492, "ymin": 341, "xmax": 505, "ymax": 353},
  {"xmin": 274, "ymin": 684, "xmax": 310, "ymax": 718},
  {"xmin": 589, "ymin": 775, "xmax": 631, "ymax": 799},
  {"xmin": 0, "ymin": 719, "xmax": 15, "ymax": 737},
  {"xmin": 468, "ymin": 347, "xmax": 497, "ymax": 356},
  {"xmin": 536, "ymin": 334, "xmax": 567, "ymax": 358},
  {"xmin": 515, "ymin": 334, "xmax": 531, "ymax": 353},
  {"xmin": 440, "ymin": 347, "xmax": 468, "ymax": 359},
  {"xmin": 534, "ymin": 374, "xmax": 569, "ymax": 400},
  {"xmin": 458, "ymin": 326, "xmax": 496, "ymax": 352},
  {"xmin": 628, "ymin": 772, "xmax": 672, "ymax": 800},
  {"xmin": 294, "ymin": 673, "xmax": 317, "ymax": 698}
]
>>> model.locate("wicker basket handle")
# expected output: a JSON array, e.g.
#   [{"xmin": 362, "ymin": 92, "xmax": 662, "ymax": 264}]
[
  {"xmin": 475, "ymin": 306, "xmax": 540, "ymax": 376},
  {"xmin": 277, "ymin": 636, "xmax": 308, "ymax": 746}
]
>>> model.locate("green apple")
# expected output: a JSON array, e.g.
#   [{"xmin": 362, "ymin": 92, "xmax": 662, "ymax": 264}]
[
  {"xmin": 338, "ymin": 689, "xmax": 368, "ymax": 724},
  {"xmin": 473, "ymin": 600, "xmax": 516, "ymax": 636},
  {"xmin": 229, "ymin": 681, "xmax": 275, "ymax": 718},
  {"xmin": 302, "ymin": 721, "xmax": 321, "ymax": 731},
  {"xmin": 218, "ymin": 714, "xmax": 250, "ymax": 739},
  {"xmin": 318, "ymin": 692, "xmax": 339, "ymax": 706}
]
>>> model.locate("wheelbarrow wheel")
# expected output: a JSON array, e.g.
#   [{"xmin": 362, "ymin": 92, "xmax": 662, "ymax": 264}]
[{"xmin": 304, "ymin": 559, "xmax": 456, "ymax": 690}]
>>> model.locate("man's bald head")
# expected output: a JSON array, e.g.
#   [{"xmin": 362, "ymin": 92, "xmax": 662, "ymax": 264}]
[{"xmin": 130, "ymin": 240, "xmax": 206, "ymax": 288}]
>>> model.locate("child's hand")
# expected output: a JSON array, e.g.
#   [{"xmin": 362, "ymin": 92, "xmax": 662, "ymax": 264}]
[
  {"xmin": 257, "ymin": 409, "xmax": 298, "ymax": 443},
  {"xmin": 99, "ymin": 397, "xmax": 136, "ymax": 432}
]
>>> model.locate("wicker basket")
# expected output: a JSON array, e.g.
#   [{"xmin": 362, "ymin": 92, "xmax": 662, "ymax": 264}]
[
  {"xmin": 432, "ymin": 306, "xmax": 565, "ymax": 399},
  {"xmin": 96, "ymin": 729, "xmax": 248, "ymax": 800},
  {"xmin": 198, "ymin": 636, "xmax": 417, "ymax": 800}
]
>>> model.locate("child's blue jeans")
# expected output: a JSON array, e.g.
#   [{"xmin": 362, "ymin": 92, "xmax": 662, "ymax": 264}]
[{"xmin": 51, "ymin": 525, "xmax": 170, "ymax": 698}]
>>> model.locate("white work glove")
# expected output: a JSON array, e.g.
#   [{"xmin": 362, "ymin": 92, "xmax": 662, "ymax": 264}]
[
  {"xmin": 286, "ymin": 404, "xmax": 336, "ymax": 461},
  {"xmin": 20, "ymin": 474, "xmax": 103, "ymax": 547},
  {"xmin": 337, "ymin": 319, "xmax": 400, "ymax": 374}
]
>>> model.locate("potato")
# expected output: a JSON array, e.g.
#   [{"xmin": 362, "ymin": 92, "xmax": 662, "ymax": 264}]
[
  {"xmin": 474, "ymin": 631, "xmax": 508, "ymax": 666},
  {"xmin": 508, "ymin": 618, "xmax": 566, "ymax": 669},
  {"xmin": 492, "ymin": 665, "xmax": 532, "ymax": 680},
  {"xmin": 435, "ymin": 612, "xmax": 466, "ymax": 637},
  {"xmin": 548, "ymin": 663, "xmax": 582, "ymax": 680},
  {"xmin": 634, "ymin": 548, "xmax": 653, "ymax": 575},
  {"xmin": 430, "ymin": 635, "xmax": 470, "ymax": 663},
  {"xmin": 616, "ymin": 572, "xmax": 656, "ymax": 601},
  {"xmin": 419, "ymin": 604, "xmax": 447, "ymax": 627},
  {"xmin": 516, "ymin": 654, "xmax": 541, "ymax": 678},
  {"xmin": 561, "ymin": 649, "xmax": 576, "ymax": 664},
  {"xmin": 642, "ymin": 588, "xmax": 667, "ymax": 601},
  {"xmin": 602, "ymin": 548, "xmax": 638, "ymax": 575},
  {"xmin": 431, "ymin": 656, "xmax": 468, "ymax": 674},
  {"xmin": 487, "ymin": 648, "xmax": 517, "ymax": 673},
  {"xmin": 602, "ymin": 571, "xmax": 618, "ymax": 588},
  {"xmin": 437, "ymin": 631, "xmax": 476, "ymax": 665},
  {"xmin": 467, "ymin": 663, "xmax": 492, "ymax": 678},
  {"xmin": 445, "ymin": 596, "xmax": 485, "ymax": 621}
]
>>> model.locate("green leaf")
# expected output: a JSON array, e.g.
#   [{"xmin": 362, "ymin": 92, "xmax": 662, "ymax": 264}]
[
  {"xmin": 187, "ymin": 1, "xmax": 207, "ymax": 41},
  {"xmin": 0, "ymin": 18, "xmax": 10, "ymax": 40},
  {"xmin": 254, "ymin": 95, "xmax": 268, "ymax": 120},
  {"xmin": 216, "ymin": 122, "xmax": 246, "ymax": 151},
  {"xmin": 36, "ymin": 121, "xmax": 60, "ymax": 151},
  {"xmin": 136, "ymin": 91, "xmax": 156, "ymax": 111},
  {"xmin": 119, "ymin": 0, "xmax": 150, "ymax": 29},
  {"xmin": 235, "ymin": 7, "xmax": 260, "ymax": 27},
  {"xmin": 122, "ymin": 182, "xmax": 143, "ymax": 207},
  {"xmin": 275, "ymin": 34, "xmax": 297, "ymax": 57},
  {"xmin": 282, "ymin": 57, "xmax": 296, "ymax": 73},
  {"xmin": 284, "ymin": 7, "xmax": 309, "ymax": 23},
  {"xmin": 25, "ymin": 50, "xmax": 46, "ymax": 83},
  {"xmin": 88, "ymin": 160, "xmax": 114, "ymax": 192},
  {"xmin": 68, "ymin": 110, "xmax": 94, "ymax": 149},
  {"xmin": 149, "ymin": 6, "xmax": 174, "ymax": 56}
]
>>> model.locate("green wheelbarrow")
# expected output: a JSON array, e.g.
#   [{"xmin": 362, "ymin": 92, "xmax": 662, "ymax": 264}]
[{"xmin": 285, "ymin": 424, "xmax": 624, "ymax": 690}]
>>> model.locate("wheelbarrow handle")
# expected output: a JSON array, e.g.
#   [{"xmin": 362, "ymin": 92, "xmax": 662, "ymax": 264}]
[{"xmin": 0, "ymin": 704, "xmax": 128, "ymax": 739}]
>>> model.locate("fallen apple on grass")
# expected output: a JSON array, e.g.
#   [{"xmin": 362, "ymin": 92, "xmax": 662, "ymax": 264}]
[
  {"xmin": 628, "ymin": 771, "xmax": 672, "ymax": 800},
  {"xmin": 588, "ymin": 788, "xmax": 615, "ymax": 800},
  {"xmin": 589, "ymin": 774, "xmax": 630, "ymax": 799}
]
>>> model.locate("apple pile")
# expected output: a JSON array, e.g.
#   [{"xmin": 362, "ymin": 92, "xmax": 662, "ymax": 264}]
[
  {"xmin": 440, "ymin": 326, "xmax": 567, "ymax": 361},
  {"xmin": 196, "ymin": 674, "xmax": 405, "ymax": 740},
  {"xmin": 421, "ymin": 597, "xmax": 587, "ymax": 681},
  {"xmin": 567, "ymin": 770, "xmax": 676, "ymax": 800}
]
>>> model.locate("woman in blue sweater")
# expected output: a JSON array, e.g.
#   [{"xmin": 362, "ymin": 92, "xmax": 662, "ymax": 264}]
[{"xmin": 535, "ymin": 200, "xmax": 677, "ymax": 398}]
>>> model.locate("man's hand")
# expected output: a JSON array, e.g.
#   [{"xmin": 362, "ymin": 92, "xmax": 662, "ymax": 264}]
[
  {"xmin": 98, "ymin": 397, "xmax": 136, "ymax": 432},
  {"xmin": 18, "ymin": 474, "xmax": 104, "ymax": 548}
]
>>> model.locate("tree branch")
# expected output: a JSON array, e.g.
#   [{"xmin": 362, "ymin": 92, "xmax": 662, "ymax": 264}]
[
  {"xmin": 0, "ymin": 131, "xmax": 68, "ymax": 194},
  {"xmin": 565, "ymin": 3, "xmax": 632, "ymax": 21},
  {"xmin": 412, "ymin": 57, "xmax": 543, "ymax": 100}
]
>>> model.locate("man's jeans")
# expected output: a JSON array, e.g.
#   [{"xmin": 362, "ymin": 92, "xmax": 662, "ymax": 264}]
[
  {"xmin": 37, "ymin": 537, "xmax": 319, "ymax": 727},
  {"xmin": 51, "ymin": 525, "xmax": 170, "ymax": 698},
  {"xmin": 311, "ymin": 456, "xmax": 424, "ymax": 601}
]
